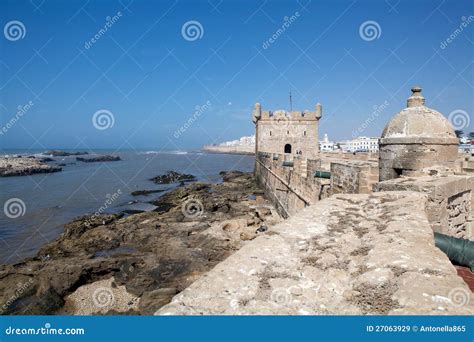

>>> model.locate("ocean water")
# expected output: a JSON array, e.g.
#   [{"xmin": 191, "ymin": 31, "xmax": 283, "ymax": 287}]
[{"xmin": 0, "ymin": 150, "xmax": 255, "ymax": 264}]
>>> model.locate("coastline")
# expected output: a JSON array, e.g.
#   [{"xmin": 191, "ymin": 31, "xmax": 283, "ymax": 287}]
[
  {"xmin": 202, "ymin": 145, "xmax": 254, "ymax": 155},
  {"xmin": 0, "ymin": 170, "xmax": 280, "ymax": 315}
]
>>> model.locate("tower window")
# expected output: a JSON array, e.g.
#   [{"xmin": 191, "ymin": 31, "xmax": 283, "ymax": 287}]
[
  {"xmin": 304, "ymin": 131, "xmax": 306, "ymax": 136},
  {"xmin": 270, "ymin": 131, "xmax": 272, "ymax": 136},
  {"xmin": 287, "ymin": 130, "xmax": 289, "ymax": 134}
]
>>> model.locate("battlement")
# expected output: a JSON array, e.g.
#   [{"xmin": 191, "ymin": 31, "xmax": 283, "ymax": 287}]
[
  {"xmin": 253, "ymin": 103, "xmax": 322, "ymax": 123},
  {"xmin": 259, "ymin": 109, "xmax": 320, "ymax": 121}
]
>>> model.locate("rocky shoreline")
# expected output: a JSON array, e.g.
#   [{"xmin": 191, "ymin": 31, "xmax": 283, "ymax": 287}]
[
  {"xmin": 0, "ymin": 151, "xmax": 122, "ymax": 177},
  {"xmin": 0, "ymin": 156, "xmax": 62, "ymax": 177},
  {"xmin": 0, "ymin": 171, "xmax": 281, "ymax": 315}
]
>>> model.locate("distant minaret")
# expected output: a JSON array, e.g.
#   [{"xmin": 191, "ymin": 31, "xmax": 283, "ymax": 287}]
[{"xmin": 323, "ymin": 133, "xmax": 329, "ymax": 143}]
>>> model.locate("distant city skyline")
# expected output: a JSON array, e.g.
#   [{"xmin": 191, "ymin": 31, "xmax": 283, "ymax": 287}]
[{"xmin": 1, "ymin": 0, "xmax": 473, "ymax": 150}]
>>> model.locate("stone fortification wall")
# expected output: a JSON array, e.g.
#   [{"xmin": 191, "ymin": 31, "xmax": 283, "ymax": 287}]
[
  {"xmin": 255, "ymin": 153, "xmax": 382, "ymax": 216},
  {"xmin": 255, "ymin": 152, "xmax": 327, "ymax": 217},
  {"xmin": 330, "ymin": 161, "xmax": 379, "ymax": 195}
]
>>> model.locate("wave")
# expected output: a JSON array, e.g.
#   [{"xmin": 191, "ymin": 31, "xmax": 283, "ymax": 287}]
[{"xmin": 139, "ymin": 150, "xmax": 188, "ymax": 155}]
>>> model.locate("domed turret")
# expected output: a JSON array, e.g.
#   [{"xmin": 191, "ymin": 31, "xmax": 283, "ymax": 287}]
[
  {"xmin": 379, "ymin": 87, "xmax": 459, "ymax": 181},
  {"xmin": 381, "ymin": 87, "xmax": 457, "ymax": 141}
]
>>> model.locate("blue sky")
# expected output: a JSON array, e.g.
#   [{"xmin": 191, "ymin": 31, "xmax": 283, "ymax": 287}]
[{"xmin": 0, "ymin": 0, "xmax": 473, "ymax": 150}]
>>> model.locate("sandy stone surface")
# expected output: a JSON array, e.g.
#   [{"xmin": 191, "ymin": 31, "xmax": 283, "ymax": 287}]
[
  {"xmin": 59, "ymin": 277, "xmax": 139, "ymax": 315},
  {"xmin": 157, "ymin": 191, "xmax": 474, "ymax": 315}
]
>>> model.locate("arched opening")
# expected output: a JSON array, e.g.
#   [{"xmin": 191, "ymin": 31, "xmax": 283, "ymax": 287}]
[{"xmin": 284, "ymin": 144, "xmax": 292, "ymax": 154}]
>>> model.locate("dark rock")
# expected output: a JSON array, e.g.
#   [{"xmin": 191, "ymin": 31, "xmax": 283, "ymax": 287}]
[
  {"xmin": 76, "ymin": 155, "xmax": 121, "ymax": 163},
  {"xmin": 131, "ymin": 189, "xmax": 166, "ymax": 196},
  {"xmin": 44, "ymin": 150, "xmax": 88, "ymax": 157},
  {"xmin": 149, "ymin": 171, "xmax": 195, "ymax": 184},
  {"xmin": 139, "ymin": 288, "xmax": 178, "ymax": 314},
  {"xmin": 120, "ymin": 202, "xmax": 158, "ymax": 214},
  {"xmin": 219, "ymin": 170, "xmax": 245, "ymax": 182}
]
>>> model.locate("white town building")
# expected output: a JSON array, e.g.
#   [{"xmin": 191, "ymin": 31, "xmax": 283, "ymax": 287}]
[
  {"xmin": 319, "ymin": 133, "xmax": 335, "ymax": 152},
  {"xmin": 219, "ymin": 135, "xmax": 255, "ymax": 147},
  {"xmin": 338, "ymin": 136, "xmax": 379, "ymax": 153}
]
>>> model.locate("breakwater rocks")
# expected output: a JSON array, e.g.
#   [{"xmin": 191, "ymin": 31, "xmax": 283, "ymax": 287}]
[
  {"xmin": 0, "ymin": 171, "xmax": 280, "ymax": 315},
  {"xmin": 76, "ymin": 155, "xmax": 121, "ymax": 163},
  {"xmin": 0, "ymin": 156, "xmax": 62, "ymax": 177}
]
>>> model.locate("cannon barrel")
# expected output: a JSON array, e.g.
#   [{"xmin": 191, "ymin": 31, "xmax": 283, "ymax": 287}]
[
  {"xmin": 434, "ymin": 232, "xmax": 474, "ymax": 272},
  {"xmin": 314, "ymin": 171, "xmax": 331, "ymax": 179}
]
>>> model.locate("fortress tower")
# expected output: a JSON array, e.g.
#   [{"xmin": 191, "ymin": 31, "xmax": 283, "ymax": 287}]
[
  {"xmin": 252, "ymin": 102, "xmax": 322, "ymax": 159},
  {"xmin": 379, "ymin": 86, "xmax": 459, "ymax": 181}
]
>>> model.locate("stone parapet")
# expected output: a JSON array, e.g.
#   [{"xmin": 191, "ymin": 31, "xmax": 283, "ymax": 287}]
[
  {"xmin": 330, "ymin": 161, "xmax": 379, "ymax": 195},
  {"xmin": 157, "ymin": 192, "xmax": 473, "ymax": 315},
  {"xmin": 375, "ymin": 175, "xmax": 473, "ymax": 240}
]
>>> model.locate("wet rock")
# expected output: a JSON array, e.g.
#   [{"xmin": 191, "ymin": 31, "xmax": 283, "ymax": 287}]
[
  {"xmin": 76, "ymin": 155, "xmax": 121, "ymax": 163},
  {"xmin": 44, "ymin": 150, "xmax": 88, "ymax": 157},
  {"xmin": 149, "ymin": 171, "xmax": 196, "ymax": 184},
  {"xmin": 131, "ymin": 189, "xmax": 166, "ymax": 196},
  {"xmin": 0, "ymin": 157, "xmax": 62, "ymax": 177}
]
